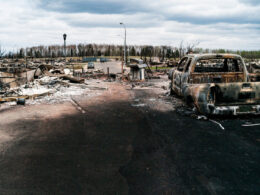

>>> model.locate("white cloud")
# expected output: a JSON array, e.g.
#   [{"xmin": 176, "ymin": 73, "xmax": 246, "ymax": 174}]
[{"xmin": 0, "ymin": 0, "xmax": 259, "ymax": 51}]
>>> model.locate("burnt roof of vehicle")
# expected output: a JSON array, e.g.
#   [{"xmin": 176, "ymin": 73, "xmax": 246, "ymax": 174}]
[{"xmin": 186, "ymin": 53, "xmax": 242, "ymax": 60}]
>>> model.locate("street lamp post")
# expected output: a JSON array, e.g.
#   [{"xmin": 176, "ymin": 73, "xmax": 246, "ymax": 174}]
[
  {"xmin": 63, "ymin": 33, "xmax": 67, "ymax": 62},
  {"xmin": 120, "ymin": 23, "xmax": 127, "ymax": 68}
]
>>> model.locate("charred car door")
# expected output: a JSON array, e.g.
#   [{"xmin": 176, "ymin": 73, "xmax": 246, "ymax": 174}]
[
  {"xmin": 180, "ymin": 57, "xmax": 193, "ymax": 93},
  {"xmin": 172, "ymin": 57, "xmax": 188, "ymax": 95}
]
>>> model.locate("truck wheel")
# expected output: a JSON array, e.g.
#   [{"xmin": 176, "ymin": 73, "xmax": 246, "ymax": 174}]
[
  {"xmin": 170, "ymin": 88, "xmax": 175, "ymax": 95},
  {"xmin": 186, "ymin": 96, "xmax": 198, "ymax": 113},
  {"xmin": 170, "ymin": 82, "xmax": 175, "ymax": 95},
  {"xmin": 208, "ymin": 87, "xmax": 216, "ymax": 104}
]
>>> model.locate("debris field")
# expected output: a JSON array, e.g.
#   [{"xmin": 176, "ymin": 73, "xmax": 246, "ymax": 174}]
[{"xmin": 0, "ymin": 57, "xmax": 259, "ymax": 194}]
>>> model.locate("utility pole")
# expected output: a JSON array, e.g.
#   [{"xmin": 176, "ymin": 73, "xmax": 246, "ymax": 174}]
[
  {"xmin": 25, "ymin": 56, "xmax": 28, "ymax": 84},
  {"xmin": 120, "ymin": 23, "xmax": 127, "ymax": 69}
]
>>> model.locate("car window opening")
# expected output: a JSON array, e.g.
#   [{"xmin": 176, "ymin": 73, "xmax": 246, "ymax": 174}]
[{"xmin": 194, "ymin": 58, "xmax": 243, "ymax": 73}]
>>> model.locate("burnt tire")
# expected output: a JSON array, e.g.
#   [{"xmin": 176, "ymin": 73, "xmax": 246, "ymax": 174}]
[
  {"xmin": 169, "ymin": 82, "xmax": 175, "ymax": 95},
  {"xmin": 186, "ymin": 96, "xmax": 195, "ymax": 108},
  {"xmin": 208, "ymin": 87, "xmax": 217, "ymax": 105},
  {"xmin": 185, "ymin": 96, "xmax": 199, "ymax": 115},
  {"xmin": 170, "ymin": 88, "xmax": 175, "ymax": 95}
]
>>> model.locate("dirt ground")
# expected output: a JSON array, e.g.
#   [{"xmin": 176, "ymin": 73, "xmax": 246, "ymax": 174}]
[{"xmin": 0, "ymin": 76, "xmax": 259, "ymax": 194}]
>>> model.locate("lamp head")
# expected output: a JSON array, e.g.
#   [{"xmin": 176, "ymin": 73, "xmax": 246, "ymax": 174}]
[{"xmin": 63, "ymin": 33, "xmax": 67, "ymax": 41}]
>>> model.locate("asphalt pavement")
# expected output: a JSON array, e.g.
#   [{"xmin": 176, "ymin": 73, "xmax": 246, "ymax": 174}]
[{"xmin": 0, "ymin": 80, "xmax": 259, "ymax": 194}]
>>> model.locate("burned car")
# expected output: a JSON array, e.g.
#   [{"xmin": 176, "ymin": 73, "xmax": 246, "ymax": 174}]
[
  {"xmin": 169, "ymin": 54, "xmax": 260, "ymax": 115},
  {"xmin": 247, "ymin": 62, "xmax": 260, "ymax": 82}
]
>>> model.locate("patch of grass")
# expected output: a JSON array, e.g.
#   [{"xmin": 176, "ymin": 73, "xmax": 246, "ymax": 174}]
[
  {"xmin": 64, "ymin": 63, "xmax": 86, "ymax": 69},
  {"xmin": 148, "ymin": 66, "xmax": 172, "ymax": 70}
]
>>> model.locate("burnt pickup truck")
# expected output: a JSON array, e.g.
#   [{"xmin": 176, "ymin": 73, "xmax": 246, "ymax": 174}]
[{"xmin": 169, "ymin": 54, "xmax": 260, "ymax": 115}]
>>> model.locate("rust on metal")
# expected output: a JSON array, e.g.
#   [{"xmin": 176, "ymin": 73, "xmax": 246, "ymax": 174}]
[{"xmin": 169, "ymin": 54, "xmax": 260, "ymax": 115}]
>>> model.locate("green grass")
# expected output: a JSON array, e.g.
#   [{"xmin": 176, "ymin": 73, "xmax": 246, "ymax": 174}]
[
  {"xmin": 64, "ymin": 63, "xmax": 86, "ymax": 69},
  {"xmin": 148, "ymin": 66, "xmax": 172, "ymax": 70}
]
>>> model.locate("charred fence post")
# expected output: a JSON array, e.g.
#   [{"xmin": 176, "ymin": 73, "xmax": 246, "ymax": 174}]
[{"xmin": 107, "ymin": 67, "xmax": 110, "ymax": 79}]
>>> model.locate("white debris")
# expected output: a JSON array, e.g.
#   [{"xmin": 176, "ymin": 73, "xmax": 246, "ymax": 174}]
[
  {"xmin": 64, "ymin": 69, "xmax": 71, "ymax": 75},
  {"xmin": 242, "ymin": 123, "xmax": 260, "ymax": 127},
  {"xmin": 197, "ymin": 115, "xmax": 208, "ymax": 120},
  {"xmin": 131, "ymin": 103, "xmax": 146, "ymax": 107},
  {"xmin": 209, "ymin": 119, "xmax": 225, "ymax": 130},
  {"xmin": 20, "ymin": 86, "xmax": 53, "ymax": 96}
]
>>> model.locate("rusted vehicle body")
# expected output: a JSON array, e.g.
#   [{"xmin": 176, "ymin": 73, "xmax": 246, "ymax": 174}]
[
  {"xmin": 169, "ymin": 54, "xmax": 260, "ymax": 115},
  {"xmin": 247, "ymin": 63, "xmax": 260, "ymax": 82}
]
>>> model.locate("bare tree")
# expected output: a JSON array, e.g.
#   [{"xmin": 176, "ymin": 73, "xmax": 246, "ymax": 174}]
[
  {"xmin": 186, "ymin": 41, "xmax": 200, "ymax": 54},
  {"xmin": 0, "ymin": 45, "xmax": 5, "ymax": 58},
  {"xmin": 178, "ymin": 40, "xmax": 185, "ymax": 59}
]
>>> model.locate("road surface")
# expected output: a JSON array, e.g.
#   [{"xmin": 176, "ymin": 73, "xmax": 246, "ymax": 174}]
[{"xmin": 0, "ymin": 78, "xmax": 259, "ymax": 194}]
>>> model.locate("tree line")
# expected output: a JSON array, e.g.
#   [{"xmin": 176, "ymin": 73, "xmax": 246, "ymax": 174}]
[
  {"xmin": 2, "ymin": 43, "xmax": 260, "ymax": 59},
  {"xmin": 4, "ymin": 44, "xmax": 180, "ymax": 60}
]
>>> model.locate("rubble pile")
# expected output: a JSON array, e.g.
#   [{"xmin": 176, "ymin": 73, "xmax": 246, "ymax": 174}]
[
  {"xmin": 0, "ymin": 59, "xmax": 108, "ymax": 107},
  {"xmin": 25, "ymin": 77, "xmax": 104, "ymax": 105},
  {"xmin": 1, "ymin": 75, "xmax": 107, "ymax": 107}
]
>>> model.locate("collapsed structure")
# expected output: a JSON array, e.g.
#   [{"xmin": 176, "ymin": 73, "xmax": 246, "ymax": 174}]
[
  {"xmin": 128, "ymin": 59, "xmax": 147, "ymax": 81},
  {"xmin": 0, "ymin": 58, "xmax": 107, "ymax": 104}
]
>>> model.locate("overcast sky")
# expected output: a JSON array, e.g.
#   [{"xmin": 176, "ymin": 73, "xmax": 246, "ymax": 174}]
[{"xmin": 0, "ymin": 0, "xmax": 259, "ymax": 51}]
